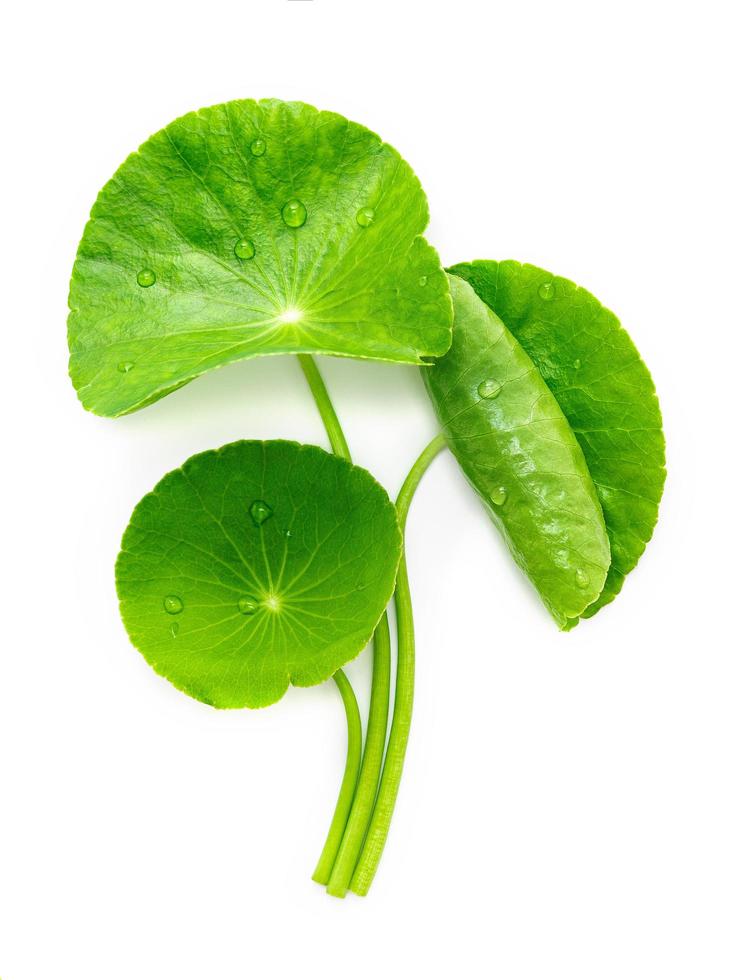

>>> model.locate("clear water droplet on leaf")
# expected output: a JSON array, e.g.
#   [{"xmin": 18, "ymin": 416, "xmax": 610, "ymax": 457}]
[
  {"xmin": 573, "ymin": 358, "xmax": 581, "ymax": 369},
  {"xmin": 281, "ymin": 199, "xmax": 307, "ymax": 228},
  {"xmin": 575, "ymin": 568, "xmax": 590, "ymax": 589},
  {"xmin": 137, "ymin": 268, "xmax": 156, "ymax": 288},
  {"xmin": 117, "ymin": 361, "xmax": 134, "ymax": 374},
  {"xmin": 234, "ymin": 238, "xmax": 255, "ymax": 260},
  {"xmin": 238, "ymin": 596, "xmax": 259, "ymax": 615},
  {"xmin": 250, "ymin": 138, "xmax": 266, "ymax": 157},
  {"xmin": 418, "ymin": 275, "xmax": 428, "ymax": 287},
  {"xmin": 537, "ymin": 281, "xmax": 555, "ymax": 301},
  {"xmin": 249, "ymin": 499, "xmax": 274, "ymax": 527},
  {"xmin": 170, "ymin": 622, "xmax": 180, "ymax": 637},
  {"xmin": 163, "ymin": 594, "xmax": 184, "ymax": 615},
  {"xmin": 490, "ymin": 486, "xmax": 507, "ymax": 506},
  {"xmin": 356, "ymin": 207, "xmax": 374, "ymax": 227},
  {"xmin": 478, "ymin": 378, "xmax": 501, "ymax": 400}
]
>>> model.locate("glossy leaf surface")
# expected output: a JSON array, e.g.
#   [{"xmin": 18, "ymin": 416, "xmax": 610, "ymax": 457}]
[
  {"xmin": 424, "ymin": 276, "xmax": 611, "ymax": 628},
  {"xmin": 116, "ymin": 441, "xmax": 401, "ymax": 708},
  {"xmin": 69, "ymin": 99, "xmax": 452, "ymax": 417},
  {"xmin": 449, "ymin": 260, "xmax": 665, "ymax": 617}
]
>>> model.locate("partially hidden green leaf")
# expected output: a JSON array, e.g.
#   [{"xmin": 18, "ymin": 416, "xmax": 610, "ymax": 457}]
[
  {"xmin": 69, "ymin": 98, "xmax": 453, "ymax": 417},
  {"xmin": 115, "ymin": 440, "xmax": 401, "ymax": 708},
  {"xmin": 448, "ymin": 260, "xmax": 665, "ymax": 618},
  {"xmin": 423, "ymin": 275, "xmax": 611, "ymax": 628}
]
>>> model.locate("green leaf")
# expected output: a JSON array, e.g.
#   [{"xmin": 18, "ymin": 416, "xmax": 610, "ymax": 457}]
[
  {"xmin": 68, "ymin": 98, "xmax": 452, "ymax": 417},
  {"xmin": 423, "ymin": 275, "xmax": 611, "ymax": 628},
  {"xmin": 115, "ymin": 440, "xmax": 401, "ymax": 708},
  {"xmin": 448, "ymin": 260, "xmax": 665, "ymax": 618}
]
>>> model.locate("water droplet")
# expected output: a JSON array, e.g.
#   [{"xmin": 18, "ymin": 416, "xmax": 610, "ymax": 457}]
[
  {"xmin": 163, "ymin": 594, "xmax": 183, "ymax": 615},
  {"xmin": 238, "ymin": 596, "xmax": 259, "ymax": 615},
  {"xmin": 537, "ymin": 281, "xmax": 555, "ymax": 301},
  {"xmin": 478, "ymin": 378, "xmax": 501, "ymax": 400},
  {"xmin": 356, "ymin": 207, "xmax": 374, "ymax": 228},
  {"xmin": 117, "ymin": 361, "xmax": 134, "ymax": 374},
  {"xmin": 418, "ymin": 275, "xmax": 428, "ymax": 287},
  {"xmin": 137, "ymin": 268, "xmax": 156, "ymax": 288},
  {"xmin": 250, "ymin": 138, "xmax": 266, "ymax": 157},
  {"xmin": 573, "ymin": 358, "xmax": 581, "ymax": 370},
  {"xmin": 575, "ymin": 568, "xmax": 590, "ymax": 589},
  {"xmin": 284, "ymin": 529, "xmax": 293, "ymax": 539},
  {"xmin": 490, "ymin": 486, "xmax": 507, "ymax": 506},
  {"xmin": 170, "ymin": 622, "xmax": 180, "ymax": 638},
  {"xmin": 249, "ymin": 499, "xmax": 273, "ymax": 527},
  {"xmin": 234, "ymin": 238, "xmax": 255, "ymax": 260},
  {"xmin": 356, "ymin": 583, "xmax": 366, "ymax": 592},
  {"xmin": 281, "ymin": 199, "xmax": 307, "ymax": 228}
]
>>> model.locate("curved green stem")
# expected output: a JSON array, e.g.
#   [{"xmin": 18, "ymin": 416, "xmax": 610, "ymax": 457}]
[
  {"xmin": 298, "ymin": 354, "xmax": 351, "ymax": 462},
  {"xmin": 326, "ymin": 614, "xmax": 391, "ymax": 896},
  {"xmin": 312, "ymin": 669, "xmax": 362, "ymax": 884},
  {"xmin": 350, "ymin": 433, "xmax": 447, "ymax": 896}
]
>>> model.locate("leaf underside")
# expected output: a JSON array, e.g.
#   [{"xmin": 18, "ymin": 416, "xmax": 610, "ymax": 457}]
[
  {"xmin": 424, "ymin": 276, "xmax": 611, "ymax": 629},
  {"xmin": 69, "ymin": 98, "xmax": 453, "ymax": 417},
  {"xmin": 448, "ymin": 260, "xmax": 666, "ymax": 619},
  {"xmin": 116, "ymin": 440, "xmax": 402, "ymax": 708}
]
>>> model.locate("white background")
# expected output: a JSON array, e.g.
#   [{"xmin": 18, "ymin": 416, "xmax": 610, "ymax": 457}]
[{"xmin": 2, "ymin": 1, "xmax": 733, "ymax": 977}]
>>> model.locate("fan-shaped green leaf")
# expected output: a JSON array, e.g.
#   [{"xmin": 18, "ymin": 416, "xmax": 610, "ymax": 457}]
[
  {"xmin": 69, "ymin": 98, "xmax": 453, "ymax": 417},
  {"xmin": 115, "ymin": 440, "xmax": 401, "ymax": 708},
  {"xmin": 448, "ymin": 260, "xmax": 665, "ymax": 618},
  {"xmin": 424, "ymin": 275, "xmax": 611, "ymax": 628}
]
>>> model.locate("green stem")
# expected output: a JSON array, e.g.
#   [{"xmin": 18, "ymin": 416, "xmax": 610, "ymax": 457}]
[
  {"xmin": 326, "ymin": 614, "xmax": 391, "ymax": 897},
  {"xmin": 350, "ymin": 433, "xmax": 447, "ymax": 896},
  {"xmin": 298, "ymin": 354, "xmax": 394, "ymax": 891},
  {"xmin": 297, "ymin": 354, "xmax": 351, "ymax": 462},
  {"xmin": 312, "ymin": 669, "xmax": 362, "ymax": 885}
]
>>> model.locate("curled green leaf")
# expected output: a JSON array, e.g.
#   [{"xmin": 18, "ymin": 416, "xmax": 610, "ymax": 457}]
[
  {"xmin": 69, "ymin": 98, "xmax": 453, "ymax": 417},
  {"xmin": 424, "ymin": 275, "xmax": 611, "ymax": 628},
  {"xmin": 448, "ymin": 260, "xmax": 665, "ymax": 618},
  {"xmin": 115, "ymin": 440, "xmax": 401, "ymax": 708}
]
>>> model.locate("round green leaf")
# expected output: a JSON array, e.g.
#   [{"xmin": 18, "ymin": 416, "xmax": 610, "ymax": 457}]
[
  {"xmin": 115, "ymin": 440, "xmax": 401, "ymax": 708},
  {"xmin": 448, "ymin": 260, "xmax": 665, "ymax": 618},
  {"xmin": 424, "ymin": 275, "xmax": 611, "ymax": 629},
  {"xmin": 68, "ymin": 98, "xmax": 452, "ymax": 417}
]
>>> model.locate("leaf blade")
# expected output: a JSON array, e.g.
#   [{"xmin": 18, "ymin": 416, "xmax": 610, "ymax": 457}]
[
  {"xmin": 448, "ymin": 260, "xmax": 666, "ymax": 617},
  {"xmin": 115, "ymin": 440, "xmax": 402, "ymax": 708},
  {"xmin": 424, "ymin": 275, "xmax": 611, "ymax": 628},
  {"xmin": 69, "ymin": 99, "xmax": 452, "ymax": 417}
]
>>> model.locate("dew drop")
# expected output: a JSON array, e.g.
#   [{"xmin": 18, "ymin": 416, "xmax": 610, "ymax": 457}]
[
  {"xmin": 575, "ymin": 568, "xmax": 590, "ymax": 589},
  {"xmin": 170, "ymin": 621, "xmax": 180, "ymax": 638},
  {"xmin": 490, "ymin": 486, "xmax": 507, "ymax": 507},
  {"xmin": 418, "ymin": 275, "xmax": 428, "ymax": 287},
  {"xmin": 478, "ymin": 378, "xmax": 501, "ymax": 400},
  {"xmin": 250, "ymin": 138, "xmax": 266, "ymax": 157},
  {"xmin": 234, "ymin": 238, "xmax": 255, "ymax": 260},
  {"xmin": 356, "ymin": 207, "xmax": 375, "ymax": 228},
  {"xmin": 163, "ymin": 594, "xmax": 183, "ymax": 615},
  {"xmin": 238, "ymin": 595, "xmax": 259, "ymax": 615},
  {"xmin": 284, "ymin": 529, "xmax": 293, "ymax": 539},
  {"xmin": 249, "ymin": 499, "xmax": 273, "ymax": 527},
  {"xmin": 573, "ymin": 358, "xmax": 581, "ymax": 370},
  {"xmin": 537, "ymin": 281, "xmax": 555, "ymax": 301},
  {"xmin": 117, "ymin": 361, "xmax": 134, "ymax": 374},
  {"xmin": 137, "ymin": 268, "xmax": 156, "ymax": 288},
  {"xmin": 281, "ymin": 199, "xmax": 307, "ymax": 228}
]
